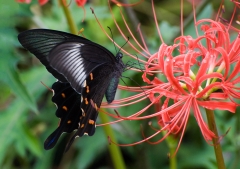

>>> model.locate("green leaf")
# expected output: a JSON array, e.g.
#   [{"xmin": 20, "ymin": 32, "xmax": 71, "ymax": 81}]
[
  {"xmin": 0, "ymin": 98, "xmax": 27, "ymax": 165},
  {"xmin": 0, "ymin": 0, "xmax": 19, "ymax": 27},
  {"xmin": 0, "ymin": 98, "xmax": 42, "ymax": 166},
  {"xmin": 22, "ymin": 123, "xmax": 42, "ymax": 157},
  {"xmin": 0, "ymin": 55, "xmax": 38, "ymax": 113}
]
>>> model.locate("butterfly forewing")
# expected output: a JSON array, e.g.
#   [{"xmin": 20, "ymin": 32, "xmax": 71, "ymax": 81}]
[
  {"xmin": 48, "ymin": 42, "xmax": 114, "ymax": 94},
  {"xmin": 18, "ymin": 29, "xmax": 83, "ymax": 82}
]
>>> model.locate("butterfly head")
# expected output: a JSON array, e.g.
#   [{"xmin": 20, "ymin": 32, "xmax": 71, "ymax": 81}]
[{"xmin": 116, "ymin": 52, "xmax": 123, "ymax": 62}]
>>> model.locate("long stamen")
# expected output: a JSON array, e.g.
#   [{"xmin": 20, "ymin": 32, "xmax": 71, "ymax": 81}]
[
  {"xmin": 192, "ymin": 0, "xmax": 199, "ymax": 37},
  {"xmin": 118, "ymin": 7, "xmax": 151, "ymax": 57},
  {"xmin": 108, "ymin": 128, "xmax": 163, "ymax": 146},
  {"xmin": 181, "ymin": 0, "xmax": 184, "ymax": 36},
  {"xmin": 137, "ymin": 24, "xmax": 151, "ymax": 57},
  {"xmin": 151, "ymin": 0, "xmax": 164, "ymax": 44},
  {"xmin": 227, "ymin": 2, "xmax": 237, "ymax": 31},
  {"xmin": 108, "ymin": 1, "xmax": 150, "ymax": 61},
  {"xmin": 110, "ymin": 0, "xmax": 144, "ymax": 7},
  {"xmin": 216, "ymin": 0, "xmax": 225, "ymax": 21}
]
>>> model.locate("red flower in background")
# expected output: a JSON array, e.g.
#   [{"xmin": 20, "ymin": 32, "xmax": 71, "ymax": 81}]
[
  {"xmin": 16, "ymin": 0, "xmax": 31, "ymax": 4},
  {"xmin": 16, "ymin": 0, "xmax": 48, "ymax": 5},
  {"xmin": 93, "ymin": 0, "xmax": 240, "ymax": 155},
  {"xmin": 75, "ymin": 0, "xmax": 87, "ymax": 7},
  {"xmin": 16, "ymin": 0, "xmax": 86, "ymax": 7}
]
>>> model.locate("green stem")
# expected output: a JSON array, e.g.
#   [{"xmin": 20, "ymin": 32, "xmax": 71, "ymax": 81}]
[
  {"xmin": 169, "ymin": 146, "xmax": 177, "ymax": 169},
  {"xmin": 156, "ymin": 103, "xmax": 177, "ymax": 169},
  {"xmin": 205, "ymin": 108, "xmax": 226, "ymax": 169},
  {"xmin": 164, "ymin": 133, "xmax": 177, "ymax": 169},
  {"xmin": 59, "ymin": 0, "xmax": 78, "ymax": 34},
  {"xmin": 99, "ymin": 112, "xmax": 126, "ymax": 169}
]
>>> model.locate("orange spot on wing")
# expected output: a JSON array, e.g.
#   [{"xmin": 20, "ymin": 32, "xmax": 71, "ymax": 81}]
[
  {"xmin": 62, "ymin": 106, "xmax": 68, "ymax": 111},
  {"xmin": 89, "ymin": 119, "xmax": 95, "ymax": 125},
  {"xmin": 90, "ymin": 73, "xmax": 93, "ymax": 80},
  {"xmin": 85, "ymin": 98, "xmax": 88, "ymax": 104}
]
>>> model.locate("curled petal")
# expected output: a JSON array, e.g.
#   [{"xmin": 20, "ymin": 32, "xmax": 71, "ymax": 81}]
[
  {"xmin": 209, "ymin": 93, "xmax": 228, "ymax": 99},
  {"xmin": 197, "ymin": 82, "xmax": 222, "ymax": 98},
  {"xmin": 192, "ymin": 99, "xmax": 216, "ymax": 141},
  {"xmin": 197, "ymin": 100, "xmax": 237, "ymax": 113},
  {"xmin": 192, "ymin": 52, "xmax": 211, "ymax": 94},
  {"xmin": 16, "ymin": 0, "xmax": 31, "ymax": 3},
  {"xmin": 111, "ymin": 0, "xmax": 144, "ymax": 7},
  {"xmin": 226, "ymin": 59, "xmax": 240, "ymax": 82},
  {"xmin": 75, "ymin": 0, "xmax": 86, "ymax": 6},
  {"xmin": 39, "ymin": 0, "xmax": 48, "ymax": 5},
  {"xmin": 213, "ymin": 47, "xmax": 229, "ymax": 78},
  {"xmin": 197, "ymin": 72, "xmax": 223, "ymax": 87},
  {"xmin": 164, "ymin": 56, "xmax": 188, "ymax": 95}
]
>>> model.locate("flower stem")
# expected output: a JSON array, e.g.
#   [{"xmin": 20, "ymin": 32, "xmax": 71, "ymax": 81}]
[
  {"xmin": 99, "ymin": 112, "xmax": 126, "ymax": 169},
  {"xmin": 164, "ymin": 133, "xmax": 177, "ymax": 169},
  {"xmin": 59, "ymin": 0, "xmax": 78, "ymax": 34},
  {"xmin": 205, "ymin": 108, "xmax": 226, "ymax": 169},
  {"xmin": 156, "ymin": 103, "xmax": 177, "ymax": 169},
  {"xmin": 169, "ymin": 147, "xmax": 177, "ymax": 169}
]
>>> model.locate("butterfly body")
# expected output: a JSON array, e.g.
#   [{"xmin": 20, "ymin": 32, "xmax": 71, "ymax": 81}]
[{"xmin": 18, "ymin": 29, "xmax": 125, "ymax": 150}]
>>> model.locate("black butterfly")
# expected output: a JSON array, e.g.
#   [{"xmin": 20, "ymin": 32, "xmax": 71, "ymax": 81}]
[{"xmin": 18, "ymin": 29, "xmax": 125, "ymax": 150}]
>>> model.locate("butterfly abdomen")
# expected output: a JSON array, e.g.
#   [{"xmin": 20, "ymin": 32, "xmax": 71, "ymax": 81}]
[
  {"xmin": 105, "ymin": 58, "xmax": 124, "ymax": 103},
  {"xmin": 105, "ymin": 76, "xmax": 120, "ymax": 103}
]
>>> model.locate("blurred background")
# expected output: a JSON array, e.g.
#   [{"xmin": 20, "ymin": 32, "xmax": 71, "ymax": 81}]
[{"xmin": 0, "ymin": 0, "xmax": 239, "ymax": 169}]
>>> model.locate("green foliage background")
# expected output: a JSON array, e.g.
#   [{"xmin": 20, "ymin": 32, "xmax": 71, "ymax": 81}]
[{"xmin": 0, "ymin": 0, "xmax": 239, "ymax": 169}]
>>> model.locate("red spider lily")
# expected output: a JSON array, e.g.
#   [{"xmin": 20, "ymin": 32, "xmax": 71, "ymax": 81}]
[
  {"xmin": 142, "ymin": 19, "xmax": 240, "ymax": 152},
  {"xmin": 16, "ymin": 0, "xmax": 48, "ymax": 5},
  {"xmin": 61, "ymin": 0, "xmax": 87, "ymax": 7},
  {"xmin": 16, "ymin": 0, "xmax": 31, "ymax": 4},
  {"xmin": 16, "ymin": 0, "xmax": 87, "ymax": 7},
  {"xmin": 16, "ymin": 0, "xmax": 87, "ymax": 22},
  {"xmin": 93, "ymin": 0, "xmax": 240, "ymax": 155},
  {"xmin": 75, "ymin": 0, "xmax": 87, "ymax": 7}
]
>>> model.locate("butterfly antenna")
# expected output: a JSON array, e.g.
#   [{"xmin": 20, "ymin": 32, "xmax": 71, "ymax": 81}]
[
  {"xmin": 107, "ymin": 26, "xmax": 129, "ymax": 54},
  {"xmin": 118, "ymin": 37, "xmax": 129, "ymax": 54},
  {"xmin": 107, "ymin": 26, "xmax": 118, "ymax": 53}
]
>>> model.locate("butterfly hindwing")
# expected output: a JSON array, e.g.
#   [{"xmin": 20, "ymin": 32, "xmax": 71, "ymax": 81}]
[
  {"xmin": 64, "ymin": 64, "xmax": 115, "ymax": 151},
  {"xmin": 79, "ymin": 65, "xmax": 115, "ymax": 135},
  {"xmin": 44, "ymin": 82, "xmax": 82, "ymax": 150}
]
